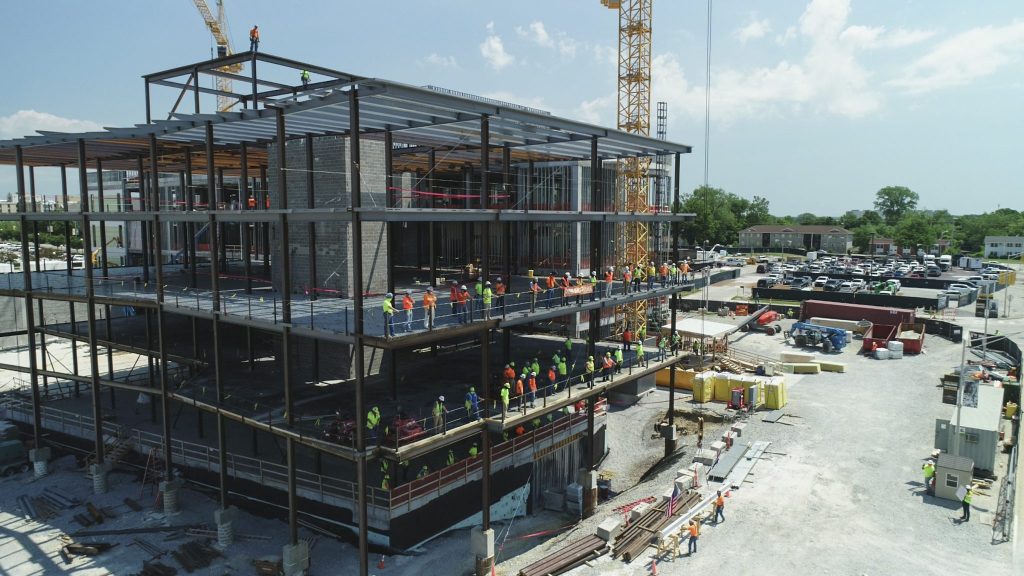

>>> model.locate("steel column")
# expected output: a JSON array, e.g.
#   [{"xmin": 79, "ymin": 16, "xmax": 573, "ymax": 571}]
[
  {"xmin": 185, "ymin": 149, "xmax": 197, "ymax": 288},
  {"xmin": 480, "ymin": 115, "xmax": 489, "ymax": 209},
  {"xmin": 427, "ymin": 148, "xmax": 437, "ymax": 287},
  {"xmin": 240, "ymin": 142, "xmax": 252, "ymax": 294},
  {"xmin": 79, "ymin": 139, "xmax": 104, "ymax": 463},
  {"xmin": 349, "ymin": 86, "xmax": 370, "ymax": 576},
  {"xmin": 276, "ymin": 109, "xmax": 291, "ymax": 323},
  {"xmin": 137, "ymin": 157, "xmax": 150, "ymax": 284},
  {"xmin": 305, "ymin": 134, "xmax": 317, "ymax": 299},
  {"xmin": 589, "ymin": 136, "xmax": 601, "ymax": 357},
  {"xmin": 15, "ymin": 147, "xmax": 42, "ymax": 448},
  {"xmin": 149, "ymin": 135, "xmax": 173, "ymax": 473},
  {"xmin": 206, "ymin": 122, "xmax": 221, "ymax": 315}
]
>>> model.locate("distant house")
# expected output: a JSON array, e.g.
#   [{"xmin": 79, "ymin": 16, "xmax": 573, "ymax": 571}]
[
  {"xmin": 738, "ymin": 225, "xmax": 852, "ymax": 254},
  {"xmin": 870, "ymin": 238, "xmax": 895, "ymax": 255},
  {"xmin": 983, "ymin": 236, "xmax": 1024, "ymax": 258}
]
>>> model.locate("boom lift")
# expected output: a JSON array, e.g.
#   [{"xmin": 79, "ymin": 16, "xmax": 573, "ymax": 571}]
[{"xmin": 784, "ymin": 322, "xmax": 847, "ymax": 353}]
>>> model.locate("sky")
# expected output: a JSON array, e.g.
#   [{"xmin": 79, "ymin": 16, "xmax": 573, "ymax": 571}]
[{"xmin": 1, "ymin": 0, "xmax": 1021, "ymax": 216}]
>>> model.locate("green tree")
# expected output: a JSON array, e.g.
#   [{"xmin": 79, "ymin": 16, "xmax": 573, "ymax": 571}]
[
  {"xmin": 893, "ymin": 211, "xmax": 938, "ymax": 252},
  {"xmin": 874, "ymin": 186, "xmax": 919, "ymax": 225}
]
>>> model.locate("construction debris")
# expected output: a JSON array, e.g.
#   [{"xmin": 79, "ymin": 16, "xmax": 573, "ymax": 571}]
[
  {"xmin": 138, "ymin": 561, "xmax": 178, "ymax": 576},
  {"xmin": 60, "ymin": 541, "xmax": 118, "ymax": 564},
  {"xmin": 170, "ymin": 539, "xmax": 222, "ymax": 573}
]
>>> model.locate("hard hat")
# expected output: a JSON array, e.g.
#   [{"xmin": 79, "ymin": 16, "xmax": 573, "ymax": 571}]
[
  {"xmin": 469, "ymin": 387, "xmax": 475, "ymax": 392},
  {"xmin": 591, "ymin": 271, "xmax": 596, "ymax": 276},
  {"xmin": 505, "ymin": 363, "xmax": 510, "ymax": 368},
  {"xmin": 530, "ymin": 371, "xmax": 536, "ymax": 376},
  {"xmin": 385, "ymin": 292, "xmax": 393, "ymax": 298},
  {"xmin": 477, "ymin": 277, "xmax": 483, "ymax": 281},
  {"xmin": 427, "ymin": 286, "xmax": 433, "ymax": 292},
  {"xmin": 496, "ymin": 277, "xmax": 502, "ymax": 282},
  {"xmin": 485, "ymin": 281, "xmax": 491, "ymax": 285},
  {"xmin": 405, "ymin": 290, "xmax": 411, "ymax": 295},
  {"xmin": 589, "ymin": 355, "xmax": 594, "ymax": 360},
  {"xmin": 438, "ymin": 395, "xmax": 445, "ymax": 402},
  {"xmin": 461, "ymin": 285, "xmax": 467, "ymax": 290}
]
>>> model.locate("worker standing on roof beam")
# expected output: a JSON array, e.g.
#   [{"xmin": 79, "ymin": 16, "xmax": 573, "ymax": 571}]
[{"xmin": 249, "ymin": 25, "xmax": 259, "ymax": 52}]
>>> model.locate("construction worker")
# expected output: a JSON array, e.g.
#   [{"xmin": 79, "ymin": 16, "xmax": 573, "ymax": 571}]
[
  {"xmin": 531, "ymin": 417, "xmax": 542, "ymax": 429},
  {"xmin": 469, "ymin": 442, "xmax": 479, "ymax": 458},
  {"xmin": 402, "ymin": 291, "xmax": 415, "ymax": 332},
  {"xmin": 514, "ymin": 374, "xmax": 525, "ymax": 413},
  {"xmin": 659, "ymin": 262, "xmax": 669, "ymax": 287},
  {"xmin": 381, "ymin": 474, "xmax": 390, "ymax": 490},
  {"xmin": 669, "ymin": 261, "xmax": 678, "ymax": 285},
  {"xmin": 423, "ymin": 287, "xmax": 437, "ymax": 330},
  {"xmin": 633, "ymin": 263, "xmax": 643, "ymax": 292},
  {"xmin": 557, "ymin": 357, "xmax": 568, "ymax": 388},
  {"xmin": 515, "ymin": 424, "xmax": 526, "ymax": 436},
  {"xmin": 500, "ymin": 382, "xmax": 510, "ymax": 420},
  {"xmin": 714, "ymin": 490, "xmax": 725, "ymax": 523},
  {"xmin": 657, "ymin": 333, "xmax": 668, "ymax": 361},
  {"xmin": 366, "ymin": 406, "xmax": 381, "ymax": 444},
  {"xmin": 623, "ymin": 264, "xmax": 633, "ymax": 295},
  {"xmin": 545, "ymin": 271, "xmax": 556, "ymax": 309},
  {"xmin": 449, "ymin": 281, "xmax": 459, "ymax": 316},
  {"xmin": 589, "ymin": 271, "xmax": 598, "ymax": 302},
  {"xmin": 529, "ymin": 279, "xmax": 540, "ymax": 312},
  {"xmin": 585, "ymin": 356, "xmax": 595, "ymax": 389},
  {"xmin": 560, "ymin": 273, "xmax": 572, "ymax": 306},
  {"xmin": 502, "ymin": 364, "xmax": 516, "ymax": 388},
  {"xmin": 527, "ymin": 372, "xmax": 537, "ymax": 408},
  {"xmin": 551, "ymin": 351, "xmax": 561, "ymax": 367},
  {"xmin": 637, "ymin": 322, "xmax": 647, "ymax": 342},
  {"xmin": 614, "ymin": 347, "xmax": 623, "ymax": 374},
  {"xmin": 432, "ymin": 396, "xmax": 448, "ymax": 435},
  {"xmin": 417, "ymin": 465, "xmax": 430, "ymax": 479},
  {"xmin": 604, "ymin": 267, "xmax": 614, "ymax": 299},
  {"xmin": 482, "ymin": 281, "xmax": 493, "ymax": 319},
  {"xmin": 922, "ymin": 460, "xmax": 936, "ymax": 496},
  {"xmin": 687, "ymin": 520, "xmax": 699, "ymax": 555},
  {"xmin": 494, "ymin": 277, "xmax": 506, "ymax": 315},
  {"xmin": 300, "ymin": 69, "xmax": 310, "ymax": 88},
  {"xmin": 697, "ymin": 415, "xmax": 704, "ymax": 448},
  {"xmin": 564, "ymin": 336, "xmax": 573, "ymax": 366},
  {"xmin": 530, "ymin": 358, "xmax": 540, "ymax": 377},
  {"xmin": 382, "ymin": 293, "xmax": 395, "ymax": 338},
  {"xmin": 247, "ymin": 195, "xmax": 256, "ymax": 209},
  {"xmin": 602, "ymin": 352, "xmax": 614, "ymax": 382},
  {"xmin": 960, "ymin": 484, "xmax": 975, "ymax": 521},
  {"xmin": 465, "ymin": 387, "xmax": 480, "ymax": 421},
  {"xmin": 623, "ymin": 327, "xmax": 633, "ymax": 352},
  {"xmin": 249, "ymin": 25, "xmax": 259, "ymax": 52},
  {"xmin": 681, "ymin": 259, "xmax": 691, "ymax": 282},
  {"xmin": 671, "ymin": 331, "xmax": 682, "ymax": 355},
  {"xmin": 474, "ymin": 277, "xmax": 484, "ymax": 318},
  {"xmin": 547, "ymin": 365, "xmax": 557, "ymax": 397},
  {"xmin": 446, "ymin": 449, "xmax": 455, "ymax": 467},
  {"xmin": 458, "ymin": 285, "xmax": 471, "ymax": 323},
  {"xmin": 636, "ymin": 340, "xmax": 646, "ymax": 368}
]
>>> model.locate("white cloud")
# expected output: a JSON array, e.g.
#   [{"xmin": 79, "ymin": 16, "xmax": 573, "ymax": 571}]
[
  {"xmin": 516, "ymin": 21, "xmax": 554, "ymax": 48},
  {"xmin": 841, "ymin": 25, "xmax": 935, "ymax": 49},
  {"xmin": 735, "ymin": 17, "xmax": 772, "ymax": 44},
  {"xmin": 480, "ymin": 25, "xmax": 514, "ymax": 71},
  {"xmin": 776, "ymin": 26, "xmax": 797, "ymax": 46},
  {"xmin": 575, "ymin": 93, "xmax": 616, "ymax": 125},
  {"xmin": 890, "ymin": 21, "xmax": 1024, "ymax": 94},
  {"xmin": 591, "ymin": 44, "xmax": 617, "ymax": 66},
  {"xmin": 558, "ymin": 38, "xmax": 578, "ymax": 60},
  {"xmin": 422, "ymin": 53, "xmax": 458, "ymax": 69},
  {"xmin": 0, "ymin": 110, "xmax": 103, "ymax": 140}
]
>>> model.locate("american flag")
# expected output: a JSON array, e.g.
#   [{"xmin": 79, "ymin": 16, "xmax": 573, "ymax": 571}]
[{"xmin": 667, "ymin": 484, "xmax": 680, "ymax": 517}]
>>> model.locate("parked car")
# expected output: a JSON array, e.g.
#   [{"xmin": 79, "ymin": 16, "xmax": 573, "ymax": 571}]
[
  {"xmin": 824, "ymin": 279, "xmax": 842, "ymax": 291},
  {"xmin": 838, "ymin": 281, "xmax": 854, "ymax": 292},
  {"xmin": 814, "ymin": 276, "xmax": 829, "ymax": 287},
  {"xmin": 926, "ymin": 265, "xmax": 941, "ymax": 277},
  {"xmin": 947, "ymin": 283, "xmax": 975, "ymax": 294}
]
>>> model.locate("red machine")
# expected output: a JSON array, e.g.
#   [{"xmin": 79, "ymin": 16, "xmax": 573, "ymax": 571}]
[
  {"xmin": 739, "ymin": 308, "xmax": 783, "ymax": 336},
  {"xmin": 385, "ymin": 415, "xmax": 427, "ymax": 445},
  {"xmin": 322, "ymin": 413, "xmax": 355, "ymax": 444}
]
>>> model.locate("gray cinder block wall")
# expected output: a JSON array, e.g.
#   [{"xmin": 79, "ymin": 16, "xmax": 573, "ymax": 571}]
[{"xmin": 267, "ymin": 135, "xmax": 388, "ymax": 299}]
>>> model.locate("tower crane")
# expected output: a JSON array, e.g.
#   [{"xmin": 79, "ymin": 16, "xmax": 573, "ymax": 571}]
[
  {"xmin": 193, "ymin": 0, "xmax": 243, "ymax": 112},
  {"xmin": 603, "ymin": 0, "xmax": 653, "ymax": 334}
]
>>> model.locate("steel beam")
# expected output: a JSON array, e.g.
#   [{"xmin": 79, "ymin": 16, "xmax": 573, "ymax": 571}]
[{"xmin": 79, "ymin": 139, "xmax": 104, "ymax": 463}]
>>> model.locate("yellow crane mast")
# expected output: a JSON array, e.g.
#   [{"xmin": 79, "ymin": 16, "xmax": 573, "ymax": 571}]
[
  {"xmin": 604, "ymin": 0, "xmax": 653, "ymax": 334},
  {"xmin": 193, "ymin": 0, "xmax": 244, "ymax": 112}
]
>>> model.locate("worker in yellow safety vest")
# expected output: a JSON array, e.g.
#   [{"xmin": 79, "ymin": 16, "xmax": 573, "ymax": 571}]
[
  {"xmin": 366, "ymin": 406, "xmax": 381, "ymax": 444},
  {"xmin": 922, "ymin": 460, "xmax": 935, "ymax": 495},
  {"xmin": 469, "ymin": 442, "xmax": 479, "ymax": 458}
]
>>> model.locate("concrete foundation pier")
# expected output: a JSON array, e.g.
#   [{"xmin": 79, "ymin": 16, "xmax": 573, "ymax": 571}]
[
  {"xmin": 282, "ymin": 541, "xmax": 310, "ymax": 576},
  {"xmin": 214, "ymin": 506, "xmax": 237, "ymax": 548},
  {"xmin": 579, "ymin": 469, "xmax": 598, "ymax": 518},
  {"xmin": 90, "ymin": 462, "xmax": 112, "ymax": 495},
  {"xmin": 471, "ymin": 527, "xmax": 495, "ymax": 576},
  {"xmin": 29, "ymin": 447, "xmax": 50, "ymax": 479},
  {"xmin": 160, "ymin": 479, "xmax": 183, "ymax": 515}
]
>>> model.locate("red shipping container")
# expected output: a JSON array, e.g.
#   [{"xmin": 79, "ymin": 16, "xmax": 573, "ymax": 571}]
[{"xmin": 800, "ymin": 300, "xmax": 915, "ymax": 326}]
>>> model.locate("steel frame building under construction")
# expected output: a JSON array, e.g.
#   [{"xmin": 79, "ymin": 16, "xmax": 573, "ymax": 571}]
[{"xmin": 0, "ymin": 52, "xmax": 693, "ymax": 576}]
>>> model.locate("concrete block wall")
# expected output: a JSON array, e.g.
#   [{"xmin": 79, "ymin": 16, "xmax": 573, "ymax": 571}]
[{"xmin": 267, "ymin": 136, "xmax": 388, "ymax": 299}]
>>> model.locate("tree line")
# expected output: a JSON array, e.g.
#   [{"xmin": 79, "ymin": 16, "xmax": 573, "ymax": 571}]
[{"xmin": 678, "ymin": 185, "xmax": 1024, "ymax": 256}]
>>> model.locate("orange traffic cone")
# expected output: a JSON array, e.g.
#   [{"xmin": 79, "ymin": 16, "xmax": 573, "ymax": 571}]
[
  {"xmin": 651, "ymin": 558, "xmax": 658, "ymax": 575},
  {"xmin": 378, "ymin": 555, "xmax": 385, "ymax": 569},
  {"xmin": 725, "ymin": 489, "xmax": 731, "ymax": 498},
  {"xmin": 491, "ymin": 561, "xmax": 496, "ymax": 576}
]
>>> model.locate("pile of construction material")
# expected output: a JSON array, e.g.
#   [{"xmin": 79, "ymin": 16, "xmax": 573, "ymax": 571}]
[
  {"xmin": 517, "ymin": 535, "xmax": 608, "ymax": 576},
  {"xmin": 691, "ymin": 371, "xmax": 789, "ymax": 410},
  {"xmin": 610, "ymin": 491, "xmax": 701, "ymax": 562},
  {"xmin": 779, "ymin": 351, "xmax": 847, "ymax": 374}
]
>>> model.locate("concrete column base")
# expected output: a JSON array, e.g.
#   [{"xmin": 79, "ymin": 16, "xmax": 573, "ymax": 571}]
[
  {"xmin": 90, "ymin": 462, "xmax": 112, "ymax": 495},
  {"xmin": 282, "ymin": 541, "xmax": 310, "ymax": 576},
  {"xmin": 578, "ymin": 469, "xmax": 598, "ymax": 519},
  {"xmin": 160, "ymin": 479, "xmax": 183, "ymax": 516},
  {"xmin": 471, "ymin": 527, "xmax": 495, "ymax": 576},
  {"xmin": 29, "ymin": 447, "xmax": 51, "ymax": 479},
  {"xmin": 214, "ymin": 506, "xmax": 237, "ymax": 549}
]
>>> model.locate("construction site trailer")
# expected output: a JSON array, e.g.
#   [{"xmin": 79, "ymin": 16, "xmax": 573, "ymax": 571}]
[{"xmin": 934, "ymin": 383, "xmax": 1003, "ymax": 474}]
